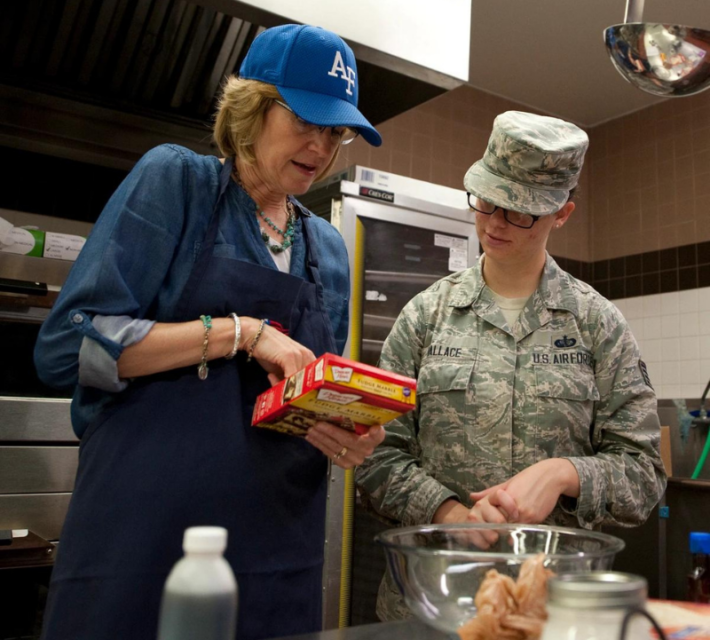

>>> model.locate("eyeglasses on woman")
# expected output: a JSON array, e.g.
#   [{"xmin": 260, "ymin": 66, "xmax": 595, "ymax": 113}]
[
  {"xmin": 467, "ymin": 192, "xmax": 541, "ymax": 229},
  {"xmin": 274, "ymin": 100, "xmax": 359, "ymax": 145}
]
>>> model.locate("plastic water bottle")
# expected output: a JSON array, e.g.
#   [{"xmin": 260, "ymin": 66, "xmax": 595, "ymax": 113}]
[
  {"xmin": 688, "ymin": 532, "xmax": 710, "ymax": 603},
  {"xmin": 157, "ymin": 527, "xmax": 238, "ymax": 640}
]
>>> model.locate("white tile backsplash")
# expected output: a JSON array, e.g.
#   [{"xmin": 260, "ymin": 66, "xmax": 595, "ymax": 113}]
[
  {"xmin": 661, "ymin": 291, "xmax": 679, "ymax": 316},
  {"xmin": 661, "ymin": 314, "xmax": 680, "ymax": 338},
  {"xmin": 661, "ymin": 338, "xmax": 679, "ymax": 361},
  {"xmin": 643, "ymin": 316, "xmax": 662, "ymax": 339},
  {"xmin": 680, "ymin": 360, "xmax": 700, "ymax": 385},
  {"xmin": 702, "ymin": 358, "xmax": 710, "ymax": 381},
  {"xmin": 663, "ymin": 384, "xmax": 682, "ymax": 399},
  {"xmin": 680, "ymin": 312, "xmax": 699, "ymax": 337},
  {"xmin": 643, "ymin": 294, "xmax": 662, "ymax": 317},
  {"xmin": 661, "ymin": 361, "xmax": 681, "ymax": 385},
  {"xmin": 679, "ymin": 289, "xmax": 698, "ymax": 313},
  {"xmin": 625, "ymin": 297, "xmax": 644, "ymax": 319},
  {"xmin": 614, "ymin": 287, "xmax": 710, "ymax": 400},
  {"xmin": 680, "ymin": 337, "xmax": 699, "ymax": 361},
  {"xmin": 643, "ymin": 338, "xmax": 662, "ymax": 363},
  {"xmin": 628, "ymin": 318, "xmax": 645, "ymax": 340}
]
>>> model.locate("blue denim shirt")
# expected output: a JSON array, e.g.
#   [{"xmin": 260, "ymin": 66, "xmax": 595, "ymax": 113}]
[{"xmin": 34, "ymin": 145, "xmax": 350, "ymax": 437}]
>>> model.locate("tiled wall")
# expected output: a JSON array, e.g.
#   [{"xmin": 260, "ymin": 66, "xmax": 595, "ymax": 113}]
[
  {"xmin": 588, "ymin": 90, "xmax": 710, "ymax": 261},
  {"xmin": 560, "ymin": 241, "xmax": 710, "ymax": 298},
  {"xmin": 330, "ymin": 80, "xmax": 710, "ymax": 267},
  {"xmin": 613, "ymin": 288, "xmax": 710, "ymax": 401}
]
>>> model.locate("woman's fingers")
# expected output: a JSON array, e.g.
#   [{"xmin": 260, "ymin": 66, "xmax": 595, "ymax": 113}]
[
  {"xmin": 463, "ymin": 507, "xmax": 501, "ymax": 548},
  {"xmin": 473, "ymin": 499, "xmax": 508, "ymax": 525},
  {"xmin": 469, "ymin": 481, "xmax": 508, "ymax": 503},
  {"xmin": 248, "ymin": 324, "xmax": 315, "ymax": 377},
  {"xmin": 305, "ymin": 421, "xmax": 383, "ymax": 469},
  {"xmin": 487, "ymin": 488, "xmax": 520, "ymax": 522},
  {"xmin": 306, "ymin": 422, "xmax": 360, "ymax": 466},
  {"xmin": 366, "ymin": 424, "xmax": 385, "ymax": 447}
]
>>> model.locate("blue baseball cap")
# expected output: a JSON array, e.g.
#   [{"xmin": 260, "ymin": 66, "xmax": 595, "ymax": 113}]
[{"xmin": 240, "ymin": 24, "xmax": 382, "ymax": 147}]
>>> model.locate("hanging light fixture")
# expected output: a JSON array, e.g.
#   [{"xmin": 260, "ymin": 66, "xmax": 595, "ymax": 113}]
[{"xmin": 604, "ymin": 0, "xmax": 710, "ymax": 97}]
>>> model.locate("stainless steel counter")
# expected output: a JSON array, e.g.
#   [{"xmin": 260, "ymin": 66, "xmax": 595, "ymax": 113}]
[{"xmin": 277, "ymin": 620, "xmax": 450, "ymax": 640}]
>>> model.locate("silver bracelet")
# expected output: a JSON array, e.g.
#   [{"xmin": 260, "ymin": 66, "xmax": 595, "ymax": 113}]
[{"xmin": 225, "ymin": 313, "xmax": 241, "ymax": 359}]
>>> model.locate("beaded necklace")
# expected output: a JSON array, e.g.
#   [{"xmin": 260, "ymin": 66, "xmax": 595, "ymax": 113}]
[{"xmin": 232, "ymin": 164, "xmax": 295, "ymax": 254}]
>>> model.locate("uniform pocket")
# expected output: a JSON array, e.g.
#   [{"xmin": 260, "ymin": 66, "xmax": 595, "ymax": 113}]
[
  {"xmin": 534, "ymin": 364, "xmax": 599, "ymax": 456},
  {"xmin": 535, "ymin": 367, "xmax": 600, "ymax": 401},
  {"xmin": 417, "ymin": 357, "xmax": 476, "ymax": 470}
]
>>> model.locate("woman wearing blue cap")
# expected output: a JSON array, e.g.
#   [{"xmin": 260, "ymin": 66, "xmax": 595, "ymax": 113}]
[{"xmin": 35, "ymin": 24, "xmax": 383, "ymax": 640}]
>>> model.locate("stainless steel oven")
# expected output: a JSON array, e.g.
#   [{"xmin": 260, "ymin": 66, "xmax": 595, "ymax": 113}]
[{"xmin": 0, "ymin": 213, "xmax": 88, "ymax": 640}]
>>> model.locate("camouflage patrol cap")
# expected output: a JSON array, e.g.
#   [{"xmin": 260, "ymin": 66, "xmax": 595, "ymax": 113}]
[{"xmin": 464, "ymin": 111, "xmax": 589, "ymax": 216}]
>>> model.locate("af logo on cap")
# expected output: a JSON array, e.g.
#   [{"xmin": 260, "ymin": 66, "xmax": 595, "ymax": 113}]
[{"xmin": 328, "ymin": 51, "xmax": 356, "ymax": 96}]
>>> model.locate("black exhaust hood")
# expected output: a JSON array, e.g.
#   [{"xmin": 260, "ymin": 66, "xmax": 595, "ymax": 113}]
[{"xmin": 0, "ymin": 0, "xmax": 462, "ymax": 168}]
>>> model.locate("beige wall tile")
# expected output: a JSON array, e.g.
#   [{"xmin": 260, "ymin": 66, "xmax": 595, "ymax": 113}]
[
  {"xmin": 586, "ymin": 90, "xmax": 710, "ymax": 261},
  {"xmin": 324, "ymin": 80, "xmax": 707, "ymax": 264},
  {"xmin": 695, "ymin": 174, "xmax": 710, "ymax": 198}
]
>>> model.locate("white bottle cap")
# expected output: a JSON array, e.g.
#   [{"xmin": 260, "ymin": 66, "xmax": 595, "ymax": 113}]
[{"xmin": 183, "ymin": 527, "xmax": 228, "ymax": 554}]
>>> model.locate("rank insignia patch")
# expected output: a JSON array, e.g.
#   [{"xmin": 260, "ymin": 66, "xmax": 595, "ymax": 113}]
[{"xmin": 639, "ymin": 360, "xmax": 653, "ymax": 389}]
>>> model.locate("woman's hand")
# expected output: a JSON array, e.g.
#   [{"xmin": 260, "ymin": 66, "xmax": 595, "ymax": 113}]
[
  {"xmin": 467, "ymin": 489, "xmax": 519, "ymax": 524},
  {"xmin": 431, "ymin": 496, "xmax": 516, "ymax": 548},
  {"xmin": 305, "ymin": 422, "xmax": 385, "ymax": 470},
  {"xmin": 469, "ymin": 459, "xmax": 580, "ymax": 525},
  {"xmin": 240, "ymin": 317, "xmax": 315, "ymax": 385}
]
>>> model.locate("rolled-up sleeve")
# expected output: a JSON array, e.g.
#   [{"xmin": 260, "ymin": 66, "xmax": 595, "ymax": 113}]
[
  {"xmin": 77, "ymin": 315, "xmax": 155, "ymax": 391},
  {"xmin": 562, "ymin": 302, "xmax": 667, "ymax": 528},
  {"xmin": 34, "ymin": 145, "xmax": 186, "ymax": 391}
]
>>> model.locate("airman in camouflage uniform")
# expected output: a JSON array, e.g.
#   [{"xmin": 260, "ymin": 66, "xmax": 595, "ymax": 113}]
[{"xmin": 354, "ymin": 111, "xmax": 667, "ymax": 621}]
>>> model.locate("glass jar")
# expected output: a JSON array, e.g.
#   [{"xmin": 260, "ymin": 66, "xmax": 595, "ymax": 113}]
[{"xmin": 540, "ymin": 572, "xmax": 651, "ymax": 640}]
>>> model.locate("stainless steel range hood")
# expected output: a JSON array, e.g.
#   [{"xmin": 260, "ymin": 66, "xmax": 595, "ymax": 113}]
[{"xmin": 0, "ymin": 0, "xmax": 462, "ymax": 169}]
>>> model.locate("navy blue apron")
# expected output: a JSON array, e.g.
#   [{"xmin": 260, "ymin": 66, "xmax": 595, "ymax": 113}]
[{"xmin": 41, "ymin": 158, "xmax": 338, "ymax": 640}]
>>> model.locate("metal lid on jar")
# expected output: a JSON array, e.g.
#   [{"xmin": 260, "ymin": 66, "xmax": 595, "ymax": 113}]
[{"xmin": 548, "ymin": 572, "xmax": 647, "ymax": 610}]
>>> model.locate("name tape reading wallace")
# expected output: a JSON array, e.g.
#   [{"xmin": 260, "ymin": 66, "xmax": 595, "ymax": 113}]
[{"xmin": 252, "ymin": 354, "xmax": 416, "ymax": 437}]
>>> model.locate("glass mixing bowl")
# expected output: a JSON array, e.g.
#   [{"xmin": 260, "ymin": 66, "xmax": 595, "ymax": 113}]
[{"xmin": 376, "ymin": 523, "xmax": 625, "ymax": 634}]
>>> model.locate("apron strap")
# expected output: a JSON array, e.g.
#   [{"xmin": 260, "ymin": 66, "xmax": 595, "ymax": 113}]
[
  {"xmin": 300, "ymin": 216, "xmax": 338, "ymax": 354},
  {"xmin": 174, "ymin": 158, "xmax": 235, "ymax": 320}
]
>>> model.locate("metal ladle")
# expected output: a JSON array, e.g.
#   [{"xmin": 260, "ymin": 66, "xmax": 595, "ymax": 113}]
[{"xmin": 604, "ymin": 0, "xmax": 710, "ymax": 97}]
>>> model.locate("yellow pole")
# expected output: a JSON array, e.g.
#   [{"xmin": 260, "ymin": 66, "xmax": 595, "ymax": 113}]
[{"xmin": 338, "ymin": 217, "xmax": 365, "ymax": 628}]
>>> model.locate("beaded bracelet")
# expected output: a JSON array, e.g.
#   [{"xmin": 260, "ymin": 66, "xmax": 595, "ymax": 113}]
[
  {"xmin": 197, "ymin": 314, "xmax": 212, "ymax": 380},
  {"xmin": 225, "ymin": 313, "xmax": 241, "ymax": 360},
  {"xmin": 246, "ymin": 319, "xmax": 267, "ymax": 363}
]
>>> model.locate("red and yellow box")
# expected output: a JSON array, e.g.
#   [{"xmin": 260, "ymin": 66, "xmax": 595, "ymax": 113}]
[{"xmin": 252, "ymin": 353, "xmax": 416, "ymax": 437}]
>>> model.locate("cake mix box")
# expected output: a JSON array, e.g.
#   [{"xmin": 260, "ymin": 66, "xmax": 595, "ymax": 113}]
[{"xmin": 252, "ymin": 353, "xmax": 417, "ymax": 437}]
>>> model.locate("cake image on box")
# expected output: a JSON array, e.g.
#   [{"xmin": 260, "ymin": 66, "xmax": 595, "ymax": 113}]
[{"xmin": 252, "ymin": 353, "xmax": 417, "ymax": 437}]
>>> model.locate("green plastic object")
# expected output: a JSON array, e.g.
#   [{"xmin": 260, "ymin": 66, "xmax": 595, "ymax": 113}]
[{"xmin": 691, "ymin": 427, "xmax": 710, "ymax": 480}]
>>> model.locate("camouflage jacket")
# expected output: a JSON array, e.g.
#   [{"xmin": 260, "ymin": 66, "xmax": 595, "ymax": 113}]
[{"xmin": 355, "ymin": 254, "xmax": 667, "ymax": 620}]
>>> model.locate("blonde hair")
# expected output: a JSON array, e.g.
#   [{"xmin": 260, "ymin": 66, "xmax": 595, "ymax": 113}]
[{"xmin": 214, "ymin": 77, "xmax": 340, "ymax": 182}]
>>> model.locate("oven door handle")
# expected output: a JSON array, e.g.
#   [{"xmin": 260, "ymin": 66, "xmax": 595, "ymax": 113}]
[{"xmin": 0, "ymin": 278, "xmax": 48, "ymax": 296}]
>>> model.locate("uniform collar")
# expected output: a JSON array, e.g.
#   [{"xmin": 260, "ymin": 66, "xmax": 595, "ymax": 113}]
[
  {"xmin": 536, "ymin": 253, "xmax": 579, "ymax": 318},
  {"xmin": 448, "ymin": 253, "xmax": 579, "ymax": 317},
  {"xmin": 448, "ymin": 256, "xmax": 486, "ymax": 309}
]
